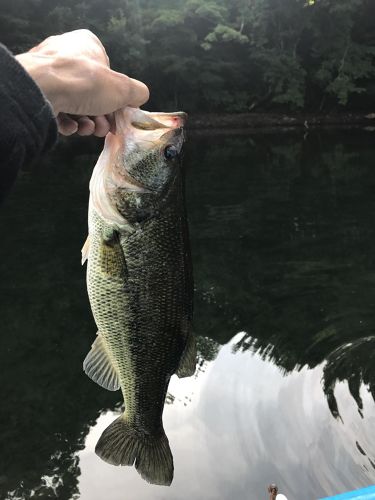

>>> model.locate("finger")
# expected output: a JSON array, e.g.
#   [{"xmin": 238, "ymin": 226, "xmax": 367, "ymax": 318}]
[
  {"xmin": 93, "ymin": 115, "xmax": 111, "ymax": 137},
  {"xmin": 108, "ymin": 69, "xmax": 150, "ymax": 109},
  {"xmin": 127, "ymin": 77, "xmax": 150, "ymax": 107},
  {"xmin": 76, "ymin": 116, "xmax": 96, "ymax": 136},
  {"xmin": 57, "ymin": 113, "xmax": 78, "ymax": 136}
]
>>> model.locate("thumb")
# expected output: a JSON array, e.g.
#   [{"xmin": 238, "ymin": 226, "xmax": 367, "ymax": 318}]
[{"xmin": 107, "ymin": 68, "xmax": 149, "ymax": 110}]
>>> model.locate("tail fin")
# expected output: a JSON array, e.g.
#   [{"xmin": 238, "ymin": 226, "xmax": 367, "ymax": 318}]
[{"xmin": 95, "ymin": 416, "xmax": 174, "ymax": 486}]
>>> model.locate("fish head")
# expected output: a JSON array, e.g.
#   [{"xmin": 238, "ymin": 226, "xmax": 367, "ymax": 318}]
[
  {"xmin": 89, "ymin": 108, "xmax": 187, "ymax": 228},
  {"xmin": 109, "ymin": 108, "xmax": 187, "ymax": 194}
]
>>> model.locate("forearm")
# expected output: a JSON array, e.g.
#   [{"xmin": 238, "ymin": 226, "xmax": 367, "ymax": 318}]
[{"xmin": 0, "ymin": 44, "xmax": 57, "ymax": 203}]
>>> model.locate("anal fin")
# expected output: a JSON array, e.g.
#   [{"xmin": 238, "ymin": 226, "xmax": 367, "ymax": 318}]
[
  {"xmin": 83, "ymin": 333, "xmax": 120, "ymax": 391},
  {"xmin": 176, "ymin": 331, "xmax": 196, "ymax": 378}
]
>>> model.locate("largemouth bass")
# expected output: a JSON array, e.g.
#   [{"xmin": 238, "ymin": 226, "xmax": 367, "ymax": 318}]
[{"xmin": 82, "ymin": 108, "xmax": 195, "ymax": 486}]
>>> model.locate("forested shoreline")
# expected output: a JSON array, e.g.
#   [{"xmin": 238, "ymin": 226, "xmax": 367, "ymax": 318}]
[
  {"xmin": 1, "ymin": 0, "xmax": 375, "ymax": 116},
  {"xmin": 188, "ymin": 111, "xmax": 375, "ymax": 129}
]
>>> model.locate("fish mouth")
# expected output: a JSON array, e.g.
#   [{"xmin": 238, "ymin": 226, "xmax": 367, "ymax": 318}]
[
  {"xmin": 144, "ymin": 111, "xmax": 187, "ymax": 129},
  {"xmin": 130, "ymin": 110, "xmax": 187, "ymax": 131}
]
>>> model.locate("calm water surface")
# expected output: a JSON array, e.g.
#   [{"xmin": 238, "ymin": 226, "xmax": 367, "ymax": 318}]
[{"xmin": 0, "ymin": 129, "xmax": 375, "ymax": 500}]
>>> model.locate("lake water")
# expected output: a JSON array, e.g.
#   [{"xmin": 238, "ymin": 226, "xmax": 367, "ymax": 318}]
[{"xmin": 0, "ymin": 129, "xmax": 375, "ymax": 500}]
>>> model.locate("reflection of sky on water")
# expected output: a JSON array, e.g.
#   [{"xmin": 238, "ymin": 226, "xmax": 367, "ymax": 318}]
[{"xmin": 78, "ymin": 334, "xmax": 375, "ymax": 500}]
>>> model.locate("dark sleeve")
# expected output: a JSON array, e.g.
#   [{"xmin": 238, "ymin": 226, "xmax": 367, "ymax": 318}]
[{"xmin": 0, "ymin": 44, "xmax": 58, "ymax": 203}]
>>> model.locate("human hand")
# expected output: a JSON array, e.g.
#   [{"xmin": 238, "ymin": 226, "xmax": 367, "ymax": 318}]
[{"xmin": 15, "ymin": 29, "xmax": 149, "ymax": 137}]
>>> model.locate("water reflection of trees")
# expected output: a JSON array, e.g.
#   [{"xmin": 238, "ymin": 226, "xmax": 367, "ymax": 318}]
[
  {"xmin": 1, "ymin": 131, "xmax": 375, "ymax": 498},
  {"xmin": 188, "ymin": 130, "xmax": 375, "ymax": 419},
  {"xmin": 323, "ymin": 337, "xmax": 375, "ymax": 421}
]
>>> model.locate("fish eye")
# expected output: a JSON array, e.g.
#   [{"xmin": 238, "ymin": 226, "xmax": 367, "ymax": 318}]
[{"xmin": 164, "ymin": 145, "xmax": 179, "ymax": 160}]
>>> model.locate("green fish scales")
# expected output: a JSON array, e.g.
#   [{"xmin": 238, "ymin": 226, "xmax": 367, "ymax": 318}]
[{"xmin": 83, "ymin": 108, "xmax": 195, "ymax": 486}]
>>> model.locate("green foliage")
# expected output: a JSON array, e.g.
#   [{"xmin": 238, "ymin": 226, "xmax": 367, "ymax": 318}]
[
  {"xmin": 1, "ymin": 0, "xmax": 374, "ymax": 112},
  {"xmin": 151, "ymin": 9, "xmax": 184, "ymax": 29},
  {"xmin": 254, "ymin": 51, "xmax": 307, "ymax": 109},
  {"xmin": 309, "ymin": 0, "xmax": 375, "ymax": 107},
  {"xmin": 316, "ymin": 43, "xmax": 375, "ymax": 105},
  {"xmin": 202, "ymin": 23, "xmax": 248, "ymax": 50},
  {"xmin": 185, "ymin": 0, "xmax": 227, "ymax": 24}
]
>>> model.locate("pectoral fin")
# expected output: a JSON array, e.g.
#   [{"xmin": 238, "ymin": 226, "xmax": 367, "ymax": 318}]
[
  {"xmin": 81, "ymin": 236, "xmax": 90, "ymax": 265},
  {"xmin": 176, "ymin": 331, "xmax": 196, "ymax": 378},
  {"xmin": 99, "ymin": 230, "xmax": 127, "ymax": 278},
  {"xmin": 83, "ymin": 333, "xmax": 120, "ymax": 391}
]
